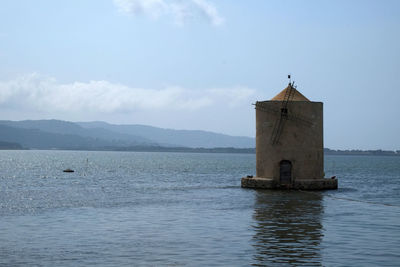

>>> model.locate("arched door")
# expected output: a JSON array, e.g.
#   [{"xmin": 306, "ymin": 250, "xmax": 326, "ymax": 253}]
[{"xmin": 280, "ymin": 160, "xmax": 292, "ymax": 184}]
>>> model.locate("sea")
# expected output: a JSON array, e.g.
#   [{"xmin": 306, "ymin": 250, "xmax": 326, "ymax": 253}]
[{"xmin": 0, "ymin": 150, "xmax": 399, "ymax": 266}]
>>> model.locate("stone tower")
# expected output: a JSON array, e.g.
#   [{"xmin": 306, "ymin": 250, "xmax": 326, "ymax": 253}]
[{"xmin": 242, "ymin": 81, "xmax": 337, "ymax": 190}]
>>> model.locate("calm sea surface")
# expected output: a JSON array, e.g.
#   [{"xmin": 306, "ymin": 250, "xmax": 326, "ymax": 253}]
[{"xmin": 0, "ymin": 151, "xmax": 399, "ymax": 266}]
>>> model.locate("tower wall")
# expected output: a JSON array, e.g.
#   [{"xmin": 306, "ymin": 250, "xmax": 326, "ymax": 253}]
[{"xmin": 256, "ymin": 101, "xmax": 324, "ymax": 181}]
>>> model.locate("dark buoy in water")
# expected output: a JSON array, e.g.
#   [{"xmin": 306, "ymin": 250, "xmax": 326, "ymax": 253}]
[{"xmin": 63, "ymin": 168, "xmax": 74, "ymax": 173}]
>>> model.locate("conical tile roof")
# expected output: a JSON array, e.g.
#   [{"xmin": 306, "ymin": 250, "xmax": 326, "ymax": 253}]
[{"xmin": 271, "ymin": 84, "xmax": 310, "ymax": 101}]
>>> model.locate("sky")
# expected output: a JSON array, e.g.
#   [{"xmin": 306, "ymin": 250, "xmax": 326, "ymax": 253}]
[{"xmin": 0, "ymin": 0, "xmax": 399, "ymax": 150}]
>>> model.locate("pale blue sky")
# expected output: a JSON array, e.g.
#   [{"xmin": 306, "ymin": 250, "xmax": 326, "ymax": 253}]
[{"xmin": 0, "ymin": 0, "xmax": 399, "ymax": 150}]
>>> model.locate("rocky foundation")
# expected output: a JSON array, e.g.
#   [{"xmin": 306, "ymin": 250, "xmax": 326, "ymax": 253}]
[{"xmin": 241, "ymin": 177, "xmax": 338, "ymax": 190}]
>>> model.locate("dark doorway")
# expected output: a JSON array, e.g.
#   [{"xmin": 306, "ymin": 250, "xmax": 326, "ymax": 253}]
[{"xmin": 280, "ymin": 160, "xmax": 292, "ymax": 184}]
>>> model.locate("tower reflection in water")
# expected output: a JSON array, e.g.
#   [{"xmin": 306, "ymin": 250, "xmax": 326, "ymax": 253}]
[{"xmin": 251, "ymin": 190, "xmax": 323, "ymax": 266}]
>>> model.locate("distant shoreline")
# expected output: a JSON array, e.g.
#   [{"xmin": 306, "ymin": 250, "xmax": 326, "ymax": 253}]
[
  {"xmin": 324, "ymin": 148, "xmax": 400, "ymax": 157},
  {"xmin": 1, "ymin": 145, "xmax": 399, "ymax": 156},
  {"xmin": 1, "ymin": 120, "xmax": 398, "ymax": 156}
]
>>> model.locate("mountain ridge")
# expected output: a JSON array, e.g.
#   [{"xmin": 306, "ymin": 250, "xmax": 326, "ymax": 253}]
[
  {"xmin": 0, "ymin": 120, "xmax": 255, "ymax": 149},
  {"xmin": 77, "ymin": 121, "xmax": 254, "ymax": 148}
]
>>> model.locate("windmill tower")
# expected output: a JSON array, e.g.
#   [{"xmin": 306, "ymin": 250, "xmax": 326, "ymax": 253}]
[{"xmin": 242, "ymin": 77, "xmax": 337, "ymax": 190}]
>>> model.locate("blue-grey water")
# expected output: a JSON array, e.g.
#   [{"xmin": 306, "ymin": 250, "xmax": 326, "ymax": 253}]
[{"xmin": 0, "ymin": 151, "xmax": 399, "ymax": 266}]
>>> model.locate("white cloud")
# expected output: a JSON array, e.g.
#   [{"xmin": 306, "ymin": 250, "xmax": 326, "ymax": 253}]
[
  {"xmin": 113, "ymin": 0, "xmax": 224, "ymax": 26},
  {"xmin": 0, "ymin": 73, "xmax": 255, "ymax": 115},
  {"xmin": 113, "ymin": 0, "xmax": 168, "ymax": 19},
  {"xmin": 191, "ymin": 0, "xmax": 224, "ymax": 26}
]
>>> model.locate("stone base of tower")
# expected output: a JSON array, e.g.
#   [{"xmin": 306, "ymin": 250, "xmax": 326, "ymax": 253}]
[{"xmin": 241, "ymin": 177, "xmax": 338, "ymax": 190}]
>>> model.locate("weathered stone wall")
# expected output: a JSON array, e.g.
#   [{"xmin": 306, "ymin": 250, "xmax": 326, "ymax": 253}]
[{"xmin": 256, "ymin": 101, "xmax": 324, "ymax": 181}]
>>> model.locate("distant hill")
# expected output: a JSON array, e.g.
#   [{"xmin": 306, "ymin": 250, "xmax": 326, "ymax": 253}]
[
  {"xmin": 0, "ymin": 120, "xmax": 255, "ymax": 150},
  {"xmin": 0, "ymin": 141, "xmax": 23, "ymax": 150},
  {"xmin": 0, "ymin": 124, "xmax": 133, "ymax": 150},
  {"xmin": 0, "ymin": 120, "xmax": 154, "ymax": 146},
  {"xmin": 77, "ymin": 121, "xmax": 255, "ymax": 148}
]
